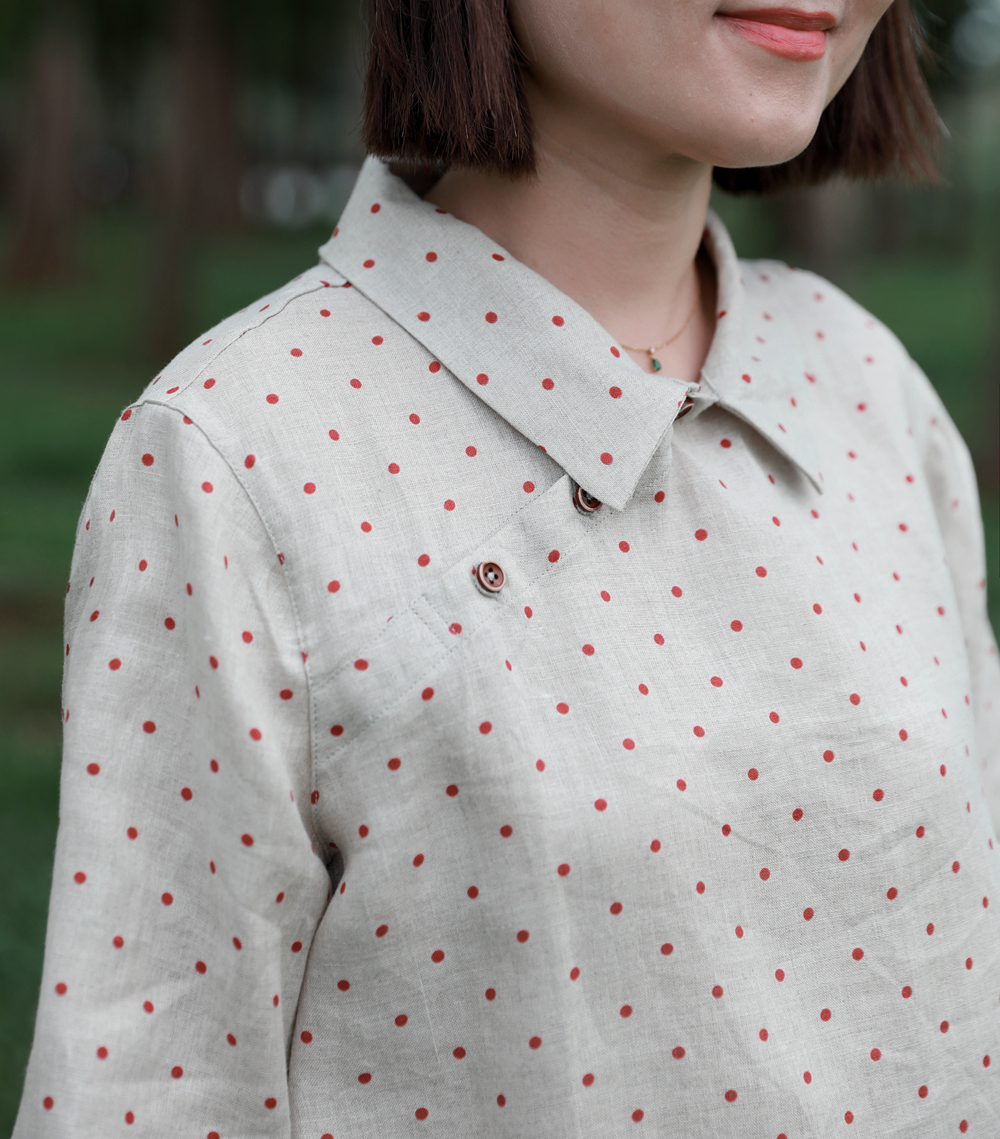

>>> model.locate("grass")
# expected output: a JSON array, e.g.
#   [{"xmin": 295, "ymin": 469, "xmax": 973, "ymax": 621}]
[{"xmin": 0, "ymin": 207, "xmax": 996, "ymax": 1134}]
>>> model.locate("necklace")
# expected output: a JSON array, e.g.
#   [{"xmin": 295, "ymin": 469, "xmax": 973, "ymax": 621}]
[{"xmin": 619, "ymin": 283, "xmax": 700, "ymax": 372}]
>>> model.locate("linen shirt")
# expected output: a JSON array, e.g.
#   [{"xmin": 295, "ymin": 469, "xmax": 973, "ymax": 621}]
[{"xmin": 15, "ymin": 157, "xmax": 1000, "ymax": 1139}]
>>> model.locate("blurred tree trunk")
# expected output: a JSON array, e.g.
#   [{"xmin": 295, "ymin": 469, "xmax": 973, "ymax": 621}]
[
  {"xmin": 149, "ymin": 0, "xmax": 245, "ymax": 362},
  {"xmin": 770, "ymin": 180, "xmax": 868, "ymax": 285},
  {"xmin": 4, "ymin": 4, "xmax": 86, "ymax": 286}
]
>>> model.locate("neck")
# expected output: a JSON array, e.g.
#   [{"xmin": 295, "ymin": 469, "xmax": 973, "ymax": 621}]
[{"xmin": 425, "ymin": 95, "xmax": 717, "ymax": 380}]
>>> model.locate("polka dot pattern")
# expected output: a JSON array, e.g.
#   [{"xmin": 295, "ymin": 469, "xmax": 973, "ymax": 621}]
[{"xmin": 20, "ymin": 157, "xmax": 1000, "ymax": 1139}]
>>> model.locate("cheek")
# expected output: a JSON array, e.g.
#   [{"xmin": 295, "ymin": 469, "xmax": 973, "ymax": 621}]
[{"xmin": 825, "ymin": 0, "xmax": 895, "ymax": 103}]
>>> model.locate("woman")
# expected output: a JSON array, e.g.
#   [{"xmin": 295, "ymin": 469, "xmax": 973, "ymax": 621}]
[{"xmin": 15, "ymin": 0, "xmax": 999, "ymax": 1135}]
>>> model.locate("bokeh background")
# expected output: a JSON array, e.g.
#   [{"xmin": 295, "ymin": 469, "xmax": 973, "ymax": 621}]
[{"xmin": 0, "ymin": 0, "xmax": 997, "ymax": 1129}]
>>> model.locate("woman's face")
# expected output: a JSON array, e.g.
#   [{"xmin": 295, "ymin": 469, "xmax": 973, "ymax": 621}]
[{"xmin": 508, "ymin": 0, "xmax": 895, "ymax": 169}]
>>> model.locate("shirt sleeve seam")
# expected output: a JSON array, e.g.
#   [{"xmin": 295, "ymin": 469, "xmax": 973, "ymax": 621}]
[{"xmin": 139, "ymin": 399, "xmax": 331, "ymax": 863}]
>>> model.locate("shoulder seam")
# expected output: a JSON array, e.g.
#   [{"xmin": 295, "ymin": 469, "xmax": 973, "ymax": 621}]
[{"xmin": 134, "ymin": 269, "xmax": 348, "ymax": 411}]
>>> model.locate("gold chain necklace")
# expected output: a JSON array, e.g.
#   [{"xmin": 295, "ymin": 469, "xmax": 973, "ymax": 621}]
[{"xmin": 618, "ymin": 284, "xmax": 700, "ymax": 372}]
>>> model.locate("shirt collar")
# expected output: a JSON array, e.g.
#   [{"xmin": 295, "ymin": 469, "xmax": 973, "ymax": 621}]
[{"xmin": 319, "ymin": 158, "xmax": 822, "ymax": 509}]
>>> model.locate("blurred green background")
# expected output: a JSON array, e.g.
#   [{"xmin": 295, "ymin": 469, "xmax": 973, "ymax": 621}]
[{"xmin": 0, "ymin": 0, "xmax": 998, "ymax": 1132}]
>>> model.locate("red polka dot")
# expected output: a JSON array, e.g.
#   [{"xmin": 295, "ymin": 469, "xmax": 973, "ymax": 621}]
[
  {"xmin": 803, "ymin": 907, "xmax": 814, "ymax": 920},
  {"xmin": 693, "ymin": 725, "xmax": 705, "ymax": 737},
  {"xmin": 900, "ymin": 729, "xmax": 909, "ymax": 740},
  {"xmin": 485, "ymin": 311, "xmax": 498, "ymax": 323},
  {"xmin": 548, "ymin": 549, "xmax": 560, "ymax": 563},
  {"xmin": 695, "ymin": 529, "xmax": 708, "ymax": 541},
  {"xmin": 623, "ymin": 738, "xmax": 635, "ymax": 750},
  {"xmin": 500, "ymin": 824, "xmax": 513, "ymax": 838},
  {"xmin": 790, "ymin": 657, "xmax": 803, "ymax": 669},
  {"xmin": 142, "ymin": 720, "xmax": 156, "ymax": 733},
  {"xmin": 792, "ymin": 808, "xmax": 803, "ymax": 820},
  {"xmin": 610, "ymin": 346, "xmax": 620, "ymax": 357},
  {"xmin": 918, "ymin": 1086, "xmax": 928, "ymax": 1098},
  {"xmin": 556, "ymin": 702, "xmax": 569, "ymax": 714},
  {"xmin": 595, "ymin": 799, "xmax": 607, "ymax": 811},
  {"xmin": 415, "ymin": 1108, "xmax": 429, "ymax": 1120},
  {"xmin": 845, "ymin": 1111, "xmax": 854, "ymax": 1124},
  {"xmin": 600, "ymin": 452, "xmax": 613, "ymax": 465},
  {"xmin": 823, "ymin": 749, "xmax": 835, "ymax": 762},
  {"xmin": 266, "ymin": 393, "xmax": 279, "ymax": 404},
  {"xmin": 250, "ymin": 728, "xmax": 262, "ymax": 740},
  {"xmin": 676, "ymin": 779, "xmax": 686, "ymax": 791},
  {"xmin": 43, "ymin": 1097, "xmax": 54, "ymax": 1110},
  {"xmin": 755, "ymin": 566, "xmax": 767, "ymax": 577},
  {"xmin": 769, "ymin": 712, "xmax": 780, "ymax": 723},
  {"xmin": 748, "ymin": 767, "xmax": 759, "ymax": 780},
  {"xmin": 724, "ymin": 1090, "xmax": 737, "ymax": 1103},
  {"xmin": 760, "ymin": 867, "xmax": 770, "ymax": 880},
  {"xmin": 479, "ymin": 721, "xmax": 492, "ymax": 735},
  {"xmin": 529, "ymin": 1036, "xmax": 542, "ymax": 1049},
  {"xmin": 171, "ymin": 1066, "xmax": 183, "ymax": 1079},
  {"xmin": 873, "ymin": 788, "xmax": 884, "ymax": 801},
  {"xmin": 632, "ymin": 1109, "xmax": 645, "ymax": 1122},
  {"xmin": 731, "ymin": 619, "xmax": 743, "ymax": 631},
  {"xmin": 775, "ymin": 969, "xmax": 785, "ymax": 981},
  {"xmin": 87, "ymin": 762, "xmax": 101, "ymax": 775},
  {"xmin": 712, "ymin": 985, "xmax": 723, "ymax": 998},
  {"xmin": 839, "ymin": 848, "xmax": 850, "ymax": 861},
  {"xmin": 655, "ymin": 491, "xmax": 665, "ymax": 503},
  {"xmin": 820, "ymin": 1008, "xmax": 832, "ymax": 1021}
]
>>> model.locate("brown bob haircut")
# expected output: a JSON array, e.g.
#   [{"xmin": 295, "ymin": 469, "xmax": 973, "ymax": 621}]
[{"xmin": 363, "ymin": 0, "xmax": 939, "ymax": 193}]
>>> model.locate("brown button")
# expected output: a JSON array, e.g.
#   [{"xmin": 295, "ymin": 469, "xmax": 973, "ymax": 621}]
[
  {"xmin": 676, "ymin": 396, "xmax": 695, "ymax": 419},
  {"xmin": 572, "ymin": 485, "xmax": 602, "ymax": 514},
  {"xmin": 474, "ymin": 561, "xmax": 506, "ymax": 593}
]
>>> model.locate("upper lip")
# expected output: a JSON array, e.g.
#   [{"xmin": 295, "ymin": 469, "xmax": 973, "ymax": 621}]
[{"xmin": 716, "ymin": 7, "xmax": 837, "ymax": 31}]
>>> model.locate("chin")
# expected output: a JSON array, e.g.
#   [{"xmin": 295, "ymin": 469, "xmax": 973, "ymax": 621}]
[{"xmin": 690, "ymin": 105, "xmax": 826, "ymax": 172}]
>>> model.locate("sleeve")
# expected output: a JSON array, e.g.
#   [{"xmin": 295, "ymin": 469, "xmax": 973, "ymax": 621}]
[
  {"xmin": 902, "ymin": 358, "xmax": 1000, "ymax": 830},
  {"xmin": 13, "ymin": 401, "xmax": 332, "ymax": 1138}
]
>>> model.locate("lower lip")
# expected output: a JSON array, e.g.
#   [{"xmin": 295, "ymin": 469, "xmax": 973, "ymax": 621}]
[{"xmin": 720, "ymin": 16, "xmax": 828, "ymax": 61}]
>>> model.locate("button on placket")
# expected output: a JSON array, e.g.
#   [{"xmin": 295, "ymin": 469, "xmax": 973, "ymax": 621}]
[
  {"xmin": 474, "ymin": 560, "xmax": 506, "ymax": 594},
  {"xmin": 572, "ymin": 485, "xmax": 602, "ymax": 514}
]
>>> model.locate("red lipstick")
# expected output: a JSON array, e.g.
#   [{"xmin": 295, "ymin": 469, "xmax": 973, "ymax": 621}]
[{"xmin": 717, "ymin": 8, "xmax": 836, "ymax": 62}]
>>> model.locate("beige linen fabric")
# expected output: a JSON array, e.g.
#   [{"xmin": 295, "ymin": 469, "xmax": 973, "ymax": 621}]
[{"xmin": 14, "ymin": 158, "xmax": 1000, "ymax": 1138}]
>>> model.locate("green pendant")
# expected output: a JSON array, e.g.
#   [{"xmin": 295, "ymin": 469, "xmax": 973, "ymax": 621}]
[{"xmin": 651, "ymin": 357, "xmax": 662, "ymax": 371}]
